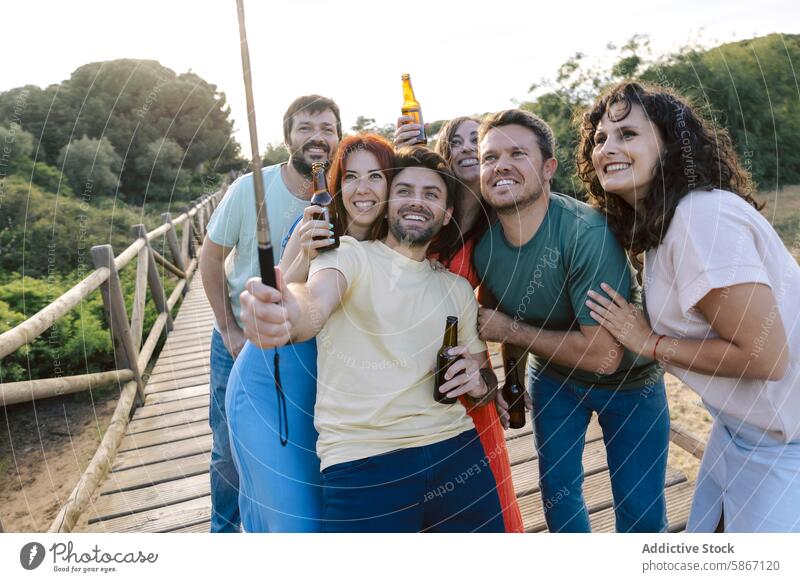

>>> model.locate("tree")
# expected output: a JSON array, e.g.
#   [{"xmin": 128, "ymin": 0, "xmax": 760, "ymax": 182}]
[
  {"xmin": 348, "ymin": 115, "xmax": 395, "ymax": 140},
  {"xmin": 262, "ymin": 143, "xmax": 289, "ymax": 167},
  {"xmin": 640, "ymin": 33, "xmax": 800, "ymax": 189},
  {"xmin": 0, "ymin": 123, "xmax": 34, "ymax": 174},
  {"xmin": 57, "ymin": 136, "xmax": 121, "ymax": 197},
  {"xmin": 134, "ymin": 138, "xmax": 189, "ymax": 203},
  {"xmin": 0, "ymin": 59, "xmax": 244, "ymax": 200}
]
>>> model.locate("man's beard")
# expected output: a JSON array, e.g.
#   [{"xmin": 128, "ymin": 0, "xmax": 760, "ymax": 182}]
[
  {"xmin": 289, "ymin": 152, "xmax": 313, "ymax": 177},
  {"xmin": 489, "ymin": 181, "xmax": 543, "ymax": 215},
  {"xmin": 288, "ymin": 140, "xmax": 330, "ymax": 177},
  {"xmin": 388, "ymin": 207, "xmax": 439, "ymax": 246}
]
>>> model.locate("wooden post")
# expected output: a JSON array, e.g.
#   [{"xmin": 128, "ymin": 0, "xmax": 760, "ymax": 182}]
[
  {"xmin": 196, "ymin": 197, "xmax": 207, "ymax": 240},
  {"xmin": 181, "ymin": 205, "xmax": 196, "ymax": 260},
  {"xmin": 132, "ymin": 225, "xmax": 174, "ymax": 334},
  {"xmin": 91, "ymin": 245, "xmax": 146, "ymax": 405},
  {"xmin": 161, "ymin": 212, "xmax": 189, "ymax": 297},
  {"xmin": 129, "ymin": 244, "xmax": 149, "ymax": 349}
]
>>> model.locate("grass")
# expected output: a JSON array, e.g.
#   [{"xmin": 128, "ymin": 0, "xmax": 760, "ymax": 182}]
[{"xmin": 763, "ymin": 184, "xmax": 800, "ymax": 254}]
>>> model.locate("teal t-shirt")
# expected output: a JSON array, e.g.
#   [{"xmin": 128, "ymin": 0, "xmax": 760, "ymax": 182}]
[
  {"xmin": 473, "ymin": 192, "xmax": 661, "ymax": 390},
  {"xmin": 206, "ymin": 163, "xmax": 308, "ymax": 330}
]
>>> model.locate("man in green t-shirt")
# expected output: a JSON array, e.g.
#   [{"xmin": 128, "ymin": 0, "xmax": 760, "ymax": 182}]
[{"xmin": 473, "ymin": 109, "xmax": 668, "ymax": 532}]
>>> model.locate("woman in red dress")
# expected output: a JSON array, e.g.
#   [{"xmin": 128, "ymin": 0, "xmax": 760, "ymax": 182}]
[{"xmin": 397, "ymin": 116, "xmax": 525, "ymax": 533}]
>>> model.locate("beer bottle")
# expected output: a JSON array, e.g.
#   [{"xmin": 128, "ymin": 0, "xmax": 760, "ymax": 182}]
[
  {"xmin": 434, "ymin": 316, "xmax": 459, "ymax": 404},
  {"xmin": 400, "ymin": 73, "xmax": 427, "ymax": 145},
  {"xmin": 310, "ymin": 162, "xmax": 340, "ymax": 251},
  {"xmin": 503, "ymin": 357, "xmax": 527, "ymax": 429}
]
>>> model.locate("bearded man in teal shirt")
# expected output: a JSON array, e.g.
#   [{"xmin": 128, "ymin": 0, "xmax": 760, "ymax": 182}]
[{"xmin": 473, "ymin": 109, "xmax": 668, "ymax": 532}]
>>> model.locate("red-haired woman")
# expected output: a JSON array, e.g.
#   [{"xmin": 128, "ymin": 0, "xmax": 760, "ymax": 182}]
[
  {"xmin": 280, "ymin": 133, "xmax": 394, "ymax": 283},
  {"xmin": 396, "ymin": 117, "xmax": 525, "ymax": 532}
]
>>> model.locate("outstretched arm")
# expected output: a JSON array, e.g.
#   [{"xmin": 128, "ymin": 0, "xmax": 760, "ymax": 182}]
[{"xmin": 240, "ymin": 267, "xmax": 348, "ymax": 348}]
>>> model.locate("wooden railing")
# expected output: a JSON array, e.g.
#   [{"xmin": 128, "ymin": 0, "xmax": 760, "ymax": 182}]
[{"xmin": 0, "ymin": 174, "xmax": 233, "ymax": 532}]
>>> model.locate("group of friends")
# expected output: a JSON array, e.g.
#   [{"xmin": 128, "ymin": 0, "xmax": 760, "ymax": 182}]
[{"xmin": 198, "ymin": 82, "xmax": 800, "ymax": 534}]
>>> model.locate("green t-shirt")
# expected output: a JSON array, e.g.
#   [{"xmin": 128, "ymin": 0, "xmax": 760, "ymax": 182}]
[{"xmin": 473, "ymin": 192, "xmax": 661, "ymax": 390}]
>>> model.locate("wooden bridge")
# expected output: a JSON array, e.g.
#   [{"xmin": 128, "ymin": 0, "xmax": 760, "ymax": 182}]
[{"xmin": 0, "ymin": 179, "xmax": 704, "ymax": 533}]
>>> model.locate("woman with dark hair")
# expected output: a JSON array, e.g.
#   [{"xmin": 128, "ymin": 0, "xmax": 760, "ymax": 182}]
[
  {"xmin": 396, "ymin": 117, "xmax": 524, "ymax": 532},
  {"xmin": 226, "ymin": 133, "xmax": 395, "ymax": 532},
  {"xmin": 578, "ymin": 82, "xmax": 800, "ymax": 532}
]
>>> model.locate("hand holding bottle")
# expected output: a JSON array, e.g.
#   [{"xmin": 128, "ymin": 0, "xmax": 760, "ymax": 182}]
[
  {"xmin": 394, "ymin": 115, "xmax": 424, "ymax": 148},
  {"xmin": 296, "ymin": 205, "xmax": 336, "ymax": 262}
]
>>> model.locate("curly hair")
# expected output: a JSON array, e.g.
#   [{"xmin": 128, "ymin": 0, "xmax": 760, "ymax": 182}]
[{"xmin": 576, "ymin": 81, "xmax": 760, "ymax": 254}]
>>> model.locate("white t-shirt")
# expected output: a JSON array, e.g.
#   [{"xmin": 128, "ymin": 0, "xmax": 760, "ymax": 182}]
[
  {"xmin": 308, "ymin": 237, "xmax": 483, "ymax": 470},
  {"xmin": 644, "ymin": 189, "xmax": 800, "ymax": 442},
  {"xmin": 206, "ymin": 164, "xmax": 308, "ymax": 330}
]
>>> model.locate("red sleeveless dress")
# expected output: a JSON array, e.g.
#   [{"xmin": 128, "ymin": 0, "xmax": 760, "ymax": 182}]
[{"xmin": 442, "ymin": 237, "xmax": 525, "ymax": 533}]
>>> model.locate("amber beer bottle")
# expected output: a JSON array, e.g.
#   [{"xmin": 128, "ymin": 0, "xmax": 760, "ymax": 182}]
[
  {"xmin": 434, "ymin": 316, "xmax": 459, "ymax": 404},
  {"xmin": 310, "ymin": 162, "xmax": 340, "ymax": 251},
  {"xmin": 400, "ymin": 73, "xmax": 427, "ymax": 145},
  {"xmin": 503, "ymin": 357, "xmax": 526, "ymax": 429}
]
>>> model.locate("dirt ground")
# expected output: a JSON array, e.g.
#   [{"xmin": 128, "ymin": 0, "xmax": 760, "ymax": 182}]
[
  {"xmin": 665, "ymin": 375, "xmax": 711, "ymax": 482},
  {"xmin": 0, "ymin": 387, "xmax": 118, "ymax": 532}
]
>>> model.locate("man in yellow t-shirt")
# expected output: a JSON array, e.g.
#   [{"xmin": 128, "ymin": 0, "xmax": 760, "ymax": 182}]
[{"xmin": 240, "ymin": 146, "xmax": 504, "ymax": 532}]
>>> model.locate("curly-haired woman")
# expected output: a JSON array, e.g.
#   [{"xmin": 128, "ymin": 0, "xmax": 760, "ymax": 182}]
[{"xmin": 578, "ymin": 82, "xmax": 800, "ymax": 532}]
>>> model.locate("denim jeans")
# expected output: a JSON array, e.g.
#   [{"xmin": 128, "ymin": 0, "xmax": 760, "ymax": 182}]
[
  {"xmin": 529, "ymin": 370, "xmax": 669, "ymax": 532},
  {"xmin": 209, "ymin": 329, "xmax": 241, "ymax": 532},
  {"xmin": 322, "ymin": 429, "xmax": 505, "ymax": 532}
]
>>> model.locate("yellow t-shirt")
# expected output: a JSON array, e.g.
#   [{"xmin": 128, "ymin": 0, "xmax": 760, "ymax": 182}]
[{"xmin": 309, "ymin": 237, "xmax": 485, "ymax": 470}]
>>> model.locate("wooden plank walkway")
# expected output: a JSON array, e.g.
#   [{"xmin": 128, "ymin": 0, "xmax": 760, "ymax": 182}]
[{"xmin": 74, "ymin": 274, "xmax": 692, "ymax": 532}]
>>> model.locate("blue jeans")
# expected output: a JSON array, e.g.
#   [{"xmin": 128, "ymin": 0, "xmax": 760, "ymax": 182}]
[
  {"xmin": 529, "ymin": 370, "xmax": 669, "ymax": 532},
  {"xmin": 209, "ymin": 329, "xmax": 241, "ymax": 532},
  {"xmin": 322, "ymin": 429, "xmax": 505, "ymax": 532}
]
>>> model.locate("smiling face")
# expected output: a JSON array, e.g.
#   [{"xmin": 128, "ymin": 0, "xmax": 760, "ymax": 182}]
[
  {"xmin": 591, "ymin": 103, "xmax": 665, "ymax": 206},
  {"xmin": 340, "ymin": 150, "xmax": 388, "ymax": 232},
  {"xmin": 286, "ymin": 109, "xmax": 340, "ymax": 176},
  {"xmin": 387, "ymin": 167, "xmax": 452, "ymax": 246},
  {"xmin": 479, "ymin": 124, "xmax": 556, "ymax": 215},
  {"xmin": 448, "ymin": 119, "xmax": 480, "ymax": 184}
]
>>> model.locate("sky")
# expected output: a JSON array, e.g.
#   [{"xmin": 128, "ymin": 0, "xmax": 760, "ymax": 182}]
[{"xmin": 3, "ymin": 0, "xmax": 799, "ymax": 157}]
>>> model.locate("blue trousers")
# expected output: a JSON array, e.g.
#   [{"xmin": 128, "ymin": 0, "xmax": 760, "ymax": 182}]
[
  {"xmin": 209, "ymin": 329, "xmax": 241, "ymax": 532},
  {"xmin": 322, "ymin": 429, "xmax": 505, "ymax": 532},
  {"xmin": 530, "ymin": 370, "xmax": 669, "ymax": 532},
  {"xmin": 226, "ymin": 339, "xmax": 323, "ymax": 532}
]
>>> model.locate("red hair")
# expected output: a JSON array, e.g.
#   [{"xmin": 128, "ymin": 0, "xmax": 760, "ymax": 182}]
[{"xmin": 327, "ymin": 133, "xmax": 395, "ymax": 240}]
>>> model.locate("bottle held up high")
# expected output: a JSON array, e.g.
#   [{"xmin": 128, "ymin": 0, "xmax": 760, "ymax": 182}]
[
  {"xmin": 434, "ymin": 316, "xmax": 459, "ymax": 404},
  {"xmin": 502, "ymin": 357, "xmax": 527, "ymax": 429},
  {"xmin": 400, "ymin": 73, "xmax": 427, "ymax": 145},
  {"xmin": 310, "ymin": 162, "xmax": 340, "ymax": 251}
]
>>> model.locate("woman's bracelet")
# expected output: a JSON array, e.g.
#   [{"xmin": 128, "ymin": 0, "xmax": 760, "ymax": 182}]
[{"xmin": 652, "ymin": 334, "xmax": 667, "ymax": 361}]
